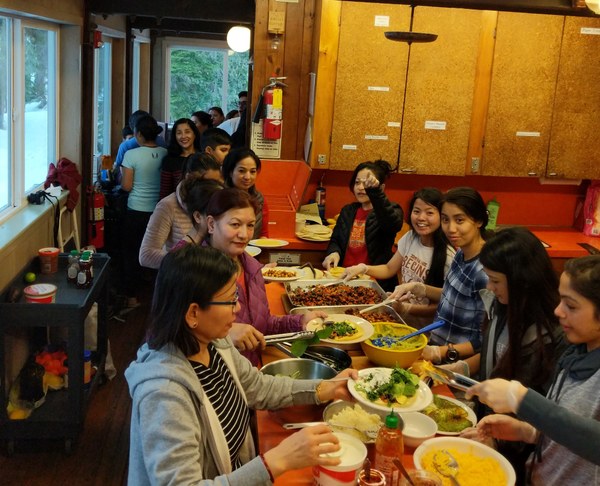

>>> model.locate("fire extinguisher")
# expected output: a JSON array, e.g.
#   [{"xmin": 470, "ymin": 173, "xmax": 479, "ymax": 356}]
[
  {"xmin": 87, "ymin": 186, "xmax": 105, "ymax": 249},
  {"xmin": 263, "ymin": 85, "xmax": 283, "ymax": 140}
]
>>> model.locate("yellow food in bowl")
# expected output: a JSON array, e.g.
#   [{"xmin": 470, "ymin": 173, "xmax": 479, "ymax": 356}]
[
  {"xmin": 360, "ymin": 322, "xmax": 427, "ymax": 368},
  {"xmin": 328, "ymin": 266, "xmax": 345, "ymax": 278},
  {"xmin": 420, "ymin": 448, "xmax": 507, "ymax": 486}
]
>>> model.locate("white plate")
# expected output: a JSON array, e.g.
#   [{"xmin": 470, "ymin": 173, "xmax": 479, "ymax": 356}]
[
  {"xmin": 249, "ymin": 238, "xmax": 289, "ymax": 248},
  {"xmin": 348, "ymin": 367, "xmax": 433, "ymax": 413},
  {"xmin": 414, "ymin": 437, "xmax": 516, "ymax": 485},
  {"xmin": 302, "ymin": 224, "xmax": 332, "ymax": 235},
  {"xmin": 425, "ymin": 395, "xmax": 478, "ymax": 436},
  {"xmin": 261, "ymin": 267, "xmax": 301, "ymax": 282},
  {"xmin": 306, "ymin": 314, "xmax": 374, "ymax": 345},
  {"xmin": 245, "ymin": 246, "xmax": 262, "ymax": 257},
  {"xmin": 293, "ymin": 267, "xmax": 325, "ymax": 280},
  {"xmin": 296, "ymin": 233, "xmax": 331, "ymax": 242}
]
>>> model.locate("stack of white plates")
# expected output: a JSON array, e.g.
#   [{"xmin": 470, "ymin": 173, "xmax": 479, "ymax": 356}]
[{"xmin": 296, "ymin": 224, "xmax": 332, "ymax": 242}]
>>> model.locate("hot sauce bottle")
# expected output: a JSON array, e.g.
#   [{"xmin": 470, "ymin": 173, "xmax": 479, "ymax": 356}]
[{"xmin": 375, "ymin": 411, "xmax": 404, "ymax": 486}]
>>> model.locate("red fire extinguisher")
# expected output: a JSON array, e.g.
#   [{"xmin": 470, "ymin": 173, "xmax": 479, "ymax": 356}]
[
  {"xmin": 262, "ymin": 81, "xmax": 285, "ymax": 140},
  {"xmin": 87, "ymin": 187, "xmax": 105, "ymax": 249}
]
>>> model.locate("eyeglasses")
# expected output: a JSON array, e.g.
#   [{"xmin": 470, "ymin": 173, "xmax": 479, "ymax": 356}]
[{"xmin": 207, "ymin": 288, "xmax": 239, "ymax": 311}]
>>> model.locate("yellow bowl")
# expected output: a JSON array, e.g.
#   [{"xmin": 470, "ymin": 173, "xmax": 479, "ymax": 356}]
[{"xmin": 360, "ymin": 322, "xmax": 427, "ymax": 368}]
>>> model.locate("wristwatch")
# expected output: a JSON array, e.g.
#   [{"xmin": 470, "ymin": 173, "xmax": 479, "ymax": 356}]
[{"xmin": 445, "ymin": 343, "xmax": 459, "ymax": 363}]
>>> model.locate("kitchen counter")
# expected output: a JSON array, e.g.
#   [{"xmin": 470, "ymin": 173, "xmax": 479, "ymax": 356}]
[{"xmin": 531, "ymin": 228, "xmax": 600, "ymax": 258}]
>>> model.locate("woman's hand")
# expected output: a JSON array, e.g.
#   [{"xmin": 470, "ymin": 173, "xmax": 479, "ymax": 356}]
[
  {"xmin": 301, "ymin": 311, "xmax": 328, "ymax": 329},
  {"xmin": 263, "ymin": 425, "xmax": 341, "ymax": 477},
  {"xmin": 465, "ymin": 379, "xmax": 528, "ymax": 414},
  {"xmin": 477, "ymin": 414, "xmax": 538, "ymax": 444},
  {"xmin": 322, "ymin": 252, "xmax": 340, "ymax": 270},
  {"xmin": 317, "ymin": 368, "xmax": 359, "ymax": 403},
  {"xmin": 389, "ymin": 282, "xmax": 425, "ymax": 302},
  {"xmin": 361, "ymin": 172, "xmax": 380, "ymax": 190},
  {"xmin": 459, "ymin": 426, "xmax": 496, "ymax": 448},
  {"xmin": 421, "ymin": 345, "xmax": 442, "ymax": 364},
  {"xmin": 342, "ymin": 263, "xmax": 368, "ymax": 282},
  {"xmin": 229, "ymin": 323, "xmax": 266, "ymax": 352}
]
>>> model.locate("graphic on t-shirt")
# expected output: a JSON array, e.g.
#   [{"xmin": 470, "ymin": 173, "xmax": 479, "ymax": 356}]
[
  {"xmin": 402, "ymin": 253, "xmax": 429, "ymax": 282},
  {"xmin": 348, "ymin": 218, "xmax": 366, "ymax": 249}
]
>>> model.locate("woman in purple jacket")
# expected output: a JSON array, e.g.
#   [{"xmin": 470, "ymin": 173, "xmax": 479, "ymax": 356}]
[{"xmin": 205, "ymin": 187, "xmax": 325, "ymax": 365}]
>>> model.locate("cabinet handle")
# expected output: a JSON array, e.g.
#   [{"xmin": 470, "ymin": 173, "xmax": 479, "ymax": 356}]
[
  {"xmin": 547, "ymin": 172, "xmax": 558, "ymax": 177},
  {"xmin": 527, "ymin": 172, "xmax": 537, "ymax": 177},
  {"xmin": 400, "ymin": 168, "xmax": 417, "ymax": 173}
]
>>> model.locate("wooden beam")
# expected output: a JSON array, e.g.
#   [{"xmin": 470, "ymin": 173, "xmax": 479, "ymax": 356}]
[
  {"xmin": 130, "ymin": 16, "xmax": 231, "ymax": 35},
  {"xmin": 342, "ymin": 0, "xmax": 597, "ymax": 16},
  {"xmin": 87, "ymin": 0, "xmax": 255, "ymax": 24}
]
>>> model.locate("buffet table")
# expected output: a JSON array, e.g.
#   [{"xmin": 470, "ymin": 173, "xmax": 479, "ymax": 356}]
[{"xmin": 259, "ymin": 281, "xmax": 455, "ymax": 484}]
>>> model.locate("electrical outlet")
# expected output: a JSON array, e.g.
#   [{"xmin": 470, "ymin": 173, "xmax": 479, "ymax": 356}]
[
  {"xmin": 317, "ymin": 154, "xmax": 327, "ymax": 165},
  {"xmin": 471, "ymin": 157, "xmax": 480, "ymax": 173}
]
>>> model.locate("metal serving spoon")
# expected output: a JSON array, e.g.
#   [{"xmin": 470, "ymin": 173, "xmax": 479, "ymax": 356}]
[{"xmin": 433, "ymin": 449, "xmax": 461, "ymax": 486}]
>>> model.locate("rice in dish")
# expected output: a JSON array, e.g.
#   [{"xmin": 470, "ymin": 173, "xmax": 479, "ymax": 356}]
[
  {"xmin": 329, "ymin": 404, "xmax": 383, "ymax": 442},
  {"xmin": 420, "ymin": 448, "xmax": 507, "ymax": 486}
]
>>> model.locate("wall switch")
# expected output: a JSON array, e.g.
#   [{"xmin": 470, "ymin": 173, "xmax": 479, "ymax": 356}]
[
  {"xmin": 471, "ymin": 157, "xmax": 480, "ymax": 173},
  {"xmin": 317, "ymin": 154, "xmax": 327, "ymax": 165}
]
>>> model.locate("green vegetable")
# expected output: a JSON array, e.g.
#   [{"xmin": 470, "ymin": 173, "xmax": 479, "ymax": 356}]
[
  {"xmin": 290, "ymin": 327, "xmax": 332, "ymax": 357},
  {"xmin": 356, "ymin": 367, "xmax": 420, "ymax": 404},
  {"xmin": 422, "ymin": 395, "xmax": 473, "ymax": 432},
  {"xmin": 326, "ymin": 321, "xmax": 357, "ymax": 338}
]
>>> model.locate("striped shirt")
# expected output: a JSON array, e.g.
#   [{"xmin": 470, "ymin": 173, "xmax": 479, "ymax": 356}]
[
  {"xmin": 190, "ymin": 344, "xmax": 250, "ymax": 469},
  {"xmin": 432, "ymin": 249, "xmax": 488, "ymax": 351}
]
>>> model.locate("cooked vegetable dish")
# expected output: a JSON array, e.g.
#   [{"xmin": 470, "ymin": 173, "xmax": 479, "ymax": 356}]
[
  {"xmin": 422, "ymin": 395, "xmax": 473, "ymax": 433},
  {"xmin": 355, "ymin": 367, "xmax": 420, "ymax": 406},
  {"xmin": 288, "ymin": 284, "xmax": 382, "ymax": 306}
]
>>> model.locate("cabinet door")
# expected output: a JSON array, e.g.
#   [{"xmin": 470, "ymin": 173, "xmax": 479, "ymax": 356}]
[
  {"xmin": 399, "ymin": 7, "xmax": 483, "ymax": 175},
  {"xmin": 548, "ymin": 17, "xmax": 600, "ymax": 179},
  {"xmin": 329, "ymin": 3, "xmax": 410, "ymax": 170},
  {"xmin": 481, "ymin": 13, "xmax": 563, "ymax": 177}
]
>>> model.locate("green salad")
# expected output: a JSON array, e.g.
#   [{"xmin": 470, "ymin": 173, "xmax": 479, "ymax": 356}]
[{"xmin": 356, "ymin": 367, "xmax": 420, "ymax": 406}]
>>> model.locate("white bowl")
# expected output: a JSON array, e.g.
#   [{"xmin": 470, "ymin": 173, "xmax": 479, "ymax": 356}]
[
  {"xmin": 413, "ymin": 437, "xmax": 516, "ymax": 486},
  {"xmin": 400, "ymin": 412, "xmax": 437, "ymax": 448}
]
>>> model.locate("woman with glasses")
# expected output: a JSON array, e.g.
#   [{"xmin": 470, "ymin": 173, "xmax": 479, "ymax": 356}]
[
  {"xmin": 205, "ymin": 188, "xmax": 325, "ymax": 365},
  {"xmin": 126, "ymin": 244, "xmax": 357, "ymax": 485},
  {"xmin": 322, "ymin": 159, "xmax": 404, "ymax": 291}
]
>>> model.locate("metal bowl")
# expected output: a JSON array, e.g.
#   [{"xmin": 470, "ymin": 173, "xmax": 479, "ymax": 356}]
[
  {"xmin": 302, "ymin": 345, "xmax": 352, "ymax": 373},
  {"xmin": 260, "ymin": 358, "xmax": 337, "ymax": 380}
]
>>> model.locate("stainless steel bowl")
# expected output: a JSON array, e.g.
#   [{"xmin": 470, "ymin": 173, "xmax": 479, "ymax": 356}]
[{"xmin": 260, "ymin": 358, "xmax": 337, "ymax": 380}]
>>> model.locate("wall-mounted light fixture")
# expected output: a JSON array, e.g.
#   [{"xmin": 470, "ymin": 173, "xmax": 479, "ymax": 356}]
[
  {"xmin": 585, "ymin": 0, "xmax": 600, "ymax": 14},
  {"xmin": 268, "ymin": 10, "xmax": 285, "ymax": 51},
  {"xmin": 227, "ymin": 26, "xmax": 251, "ymax": 53}
]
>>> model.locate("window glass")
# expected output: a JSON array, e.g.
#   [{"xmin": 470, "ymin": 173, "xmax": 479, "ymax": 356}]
[
  {"xmin": 23, "ymin": 26, "xmax": 57, "ymax": 192},
  {"xmin": 0, "ymin": 17, "xmax": 10, "ymax": 210},
  {"xmin": 167, "ymin": 45, "xmax": 248, "ymax": 122},
  {"xmin": 132, "ymin": 40, "xmax": 140, "ymax": 111},
  {"xmin": 93, "ymin": 41, "xmax": 111, "ymax": 157}
]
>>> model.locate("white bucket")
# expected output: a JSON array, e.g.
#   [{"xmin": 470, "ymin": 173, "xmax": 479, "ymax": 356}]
[
  {"xmin": 313, "ymin": 432, "xmax": 367, "ymax": 486},
  {"xmin": 24, "ymin": 283, "xmax": 58, "ymax": 304}
]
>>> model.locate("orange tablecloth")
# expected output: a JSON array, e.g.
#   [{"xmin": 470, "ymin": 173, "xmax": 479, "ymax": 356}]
[{"xmin": 259, "ymin": 282, "xmax": 455, "ymax": 485}]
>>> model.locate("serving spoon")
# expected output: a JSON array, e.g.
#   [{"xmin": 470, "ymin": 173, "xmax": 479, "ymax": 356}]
[{"xmin": 433, "ymin": 450, "xmax": 461, "ymax": 486}]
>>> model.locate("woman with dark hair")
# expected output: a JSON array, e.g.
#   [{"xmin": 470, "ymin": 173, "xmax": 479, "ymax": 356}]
[
  {"xmin": 139, "ymin": 153, "xmax": 222, "ymax": 269},
  {"xmin": 191, "ymin": 110, "xmax": 213, "ymax": 135},
  {"xmin": 126, "ymin": 245, "xmax": 357, "ymax": 484},
  {"xmin": 322, "ymin": 159, "xmax": 404, "ymax": 292},
  {"xmin": 221, "ymin": 148, "xmax": 268, "ymax": 239},
  {"xmin": 159, "ymin": 118, "xmax": 201, "ymax": 200},
  {"xmin": 121, "ymin": 114, "xmax": 167, "ymax": 307},
  {"xmin": 467, "ymin": 255, "xmax": 600, "ymax": 485},
  {"xmin": 392, "ymin": 187, "xmax": 490, "ymax": 362},
  {"xmin": 343, "ymin": 187, "xmax": 455, "ymax": 324},
  {"xmin": 205, "ymin": 188, "xmax": 324, "ymax": 365}
]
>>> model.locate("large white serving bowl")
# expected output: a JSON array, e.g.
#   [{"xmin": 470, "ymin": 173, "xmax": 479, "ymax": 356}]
[{"xmin": 413, "ymin": 437, "xmax": 516, "ymax": 486}]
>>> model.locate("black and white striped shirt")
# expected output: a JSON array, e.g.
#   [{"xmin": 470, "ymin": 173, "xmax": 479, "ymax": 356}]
[{"xmin": 190, "ymin": 344, "xmax": 250, "ymax": 470}]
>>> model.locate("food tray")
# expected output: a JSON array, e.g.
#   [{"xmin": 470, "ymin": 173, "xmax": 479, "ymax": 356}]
[
  {"xmin": 284, "ymin": 279, "xmax": 388, "ymax": 308},
  {"xmin": 290, "ymin": 304, "xmax": 402, "ymax": 324}
]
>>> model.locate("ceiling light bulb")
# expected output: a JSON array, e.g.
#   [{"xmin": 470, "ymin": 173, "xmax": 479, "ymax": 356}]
[{"xmin": 227, "ymin": 26, "xmax": 251, "ymax": 53}]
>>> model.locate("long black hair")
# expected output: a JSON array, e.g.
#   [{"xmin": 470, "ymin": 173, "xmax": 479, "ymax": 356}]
[
  {"xmin": 167, "ymin": 118, "xmax": 200, "ymax": 156},
  {"xmin": 564, "ymin": 255, "xmax": 600, "ymax": 320},
  {"xmin": 442, "ymin": 187, "xmax": 490, "ymax": 239},
  {"xmin": 479, "ymin": 226, "xmax": 560, "ymax": 381},
  {"xmin": 407, "ymin": 187, "xmax": 450, "ymax": 288},
  {"xmin": 147, "ymin": 245, "xmax": 238, "ymax": 356}
]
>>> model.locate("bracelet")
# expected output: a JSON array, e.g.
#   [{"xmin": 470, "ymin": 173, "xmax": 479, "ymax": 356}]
[
  {"xmin": 260, "ymin": 453, "xmax": 275, "ymax": 482},
  {"xmin": 315, "ymin": 381, "xmax": 325, "ymax": 405},
  {"xmin": 507, "ymin": 380, "xmax": 521, "ymax": 414}
]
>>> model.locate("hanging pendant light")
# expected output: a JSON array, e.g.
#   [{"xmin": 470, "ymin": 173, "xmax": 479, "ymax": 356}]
[
  {"xmin": 385, "ymin": 5, "xmax": 437, "ymax": 44},
  {"xmin": 227, "ymin": 26, "xmax": 251, "ymax": 53}
]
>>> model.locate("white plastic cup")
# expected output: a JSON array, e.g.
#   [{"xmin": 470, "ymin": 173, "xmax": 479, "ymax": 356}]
[{"xmin": 313, "ymin": 432, "xmax": 368, "ymax": 486}]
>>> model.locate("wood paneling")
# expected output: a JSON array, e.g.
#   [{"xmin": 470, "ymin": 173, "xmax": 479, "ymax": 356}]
[
  {"xmin": 400, "ymin": 7, "xmax": 483, "ymax": 175},
  {"xmin": 481, "ymin": 12, "xmax": 563, "ymax": 177},
  {"xmin": 329, "ymin": 2, "xmax": 411, "ymax": 170},
  {"xmin": 548, "ymin": 16, "xmax": 600, "ymax": 179}
]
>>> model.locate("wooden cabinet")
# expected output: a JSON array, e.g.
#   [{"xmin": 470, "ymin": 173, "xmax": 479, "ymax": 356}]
[
  {"xmin": 400, "ymin": 7, "xmax": 484, "ymax": 175},
  {"xmin": 547, "ymin": 16, "xmax": 600, "ymax": 179},
  {"xmin": 480, "ymin": 13, "xmax": 563, "ymax": 177},
  {"xmin": 329, "ymin": 3, "xmax": 410, "ymax": 170}
]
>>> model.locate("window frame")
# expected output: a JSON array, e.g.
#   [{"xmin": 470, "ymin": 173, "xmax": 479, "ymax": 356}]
[{"xmin": 92, "ymin": 38, "xmax": 112, "ymax": 160}]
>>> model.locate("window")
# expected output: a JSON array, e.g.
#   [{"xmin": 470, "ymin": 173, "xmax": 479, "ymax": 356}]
[
  {"xmin": 131, "ymin": 39, "xmax": 140, "ymax": 112},
  {"xmin": 93, "ymin": 40, "xmax": 112, "ymax": 158},
  {"xmin": 165, "ymin": 40, "xmax": 249, "ymax": 123},
  {"xmin": 0, "ymin": 16, "xmax": 58, "ymax": 218}
]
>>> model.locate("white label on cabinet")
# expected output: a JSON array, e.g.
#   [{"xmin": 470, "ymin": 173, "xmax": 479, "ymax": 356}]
[
  {"xmin": 365, "ymin": 135, "xmax": 389, "ymax": 140},
  {"xmin": 368, "ymin": 86, "xmax": 390, "ymax": 92},
  {"xmin": 270, "ymin": 253, "xmax": 301, "ymax": 265},
  {"xmin": 374, "ymin": 16, "xmax": 390, "ymax": 27},
  {"xmin": 388, "ymin": 121, "xmax": 401, "ymax": 127},
  {"xmin": 516, "ymin": 131, "xmax": 541, "ymax": 137},
  {"xmin": 424, "ymin": 121, "xmax": 447, "ymax": 130},
  {"xmin": 342, "ymin": 144, "xmax": 358, "ymax": 150},
  {"xmin": 581, "ymin": 27, "xmax": 600, "ymax": 35}
]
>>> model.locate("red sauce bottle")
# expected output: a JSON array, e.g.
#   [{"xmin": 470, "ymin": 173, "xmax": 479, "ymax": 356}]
[{"xmin": 375, "ymin": 411, "xmax": 404, "ymax": 486}]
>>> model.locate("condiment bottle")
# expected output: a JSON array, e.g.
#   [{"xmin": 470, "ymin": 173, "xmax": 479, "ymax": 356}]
[
  {"xmin": 76, "ymin": 254, "xmax": 93, "ymax": 288},
  {"xmin": 67, "ymin": 250, "xmax": 80, "ymax": 283},
  {"xmin": 83, "ymin": 349, "xmax": 92, "ymax": 388},
  {"xmin": 375, "ymin": 411, "xmax": 404, "ymax": 486}
]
